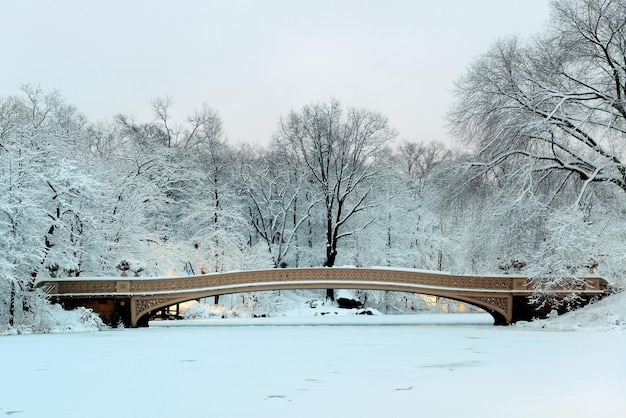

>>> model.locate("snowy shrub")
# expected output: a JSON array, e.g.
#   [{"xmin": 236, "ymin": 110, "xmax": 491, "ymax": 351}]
[
  {"xmin": 0, "ymin": 302, "xmax": 108, "ymax": 335},
  {"xmin": 41, "ymin": 304, "xmax": 108, "ymax": 333}
]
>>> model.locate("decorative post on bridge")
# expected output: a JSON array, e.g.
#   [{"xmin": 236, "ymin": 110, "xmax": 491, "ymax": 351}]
[{"xmin": 117, "ymin": 260, "xmax": 130, "ymax": 277}]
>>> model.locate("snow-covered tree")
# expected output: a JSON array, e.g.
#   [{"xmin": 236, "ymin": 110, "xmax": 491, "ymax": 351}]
[
  {"xmin": 275, "ymin": 99, "xmax": 397, "ymax": 298},
  {"xmin": 239, "ymin": 146, "xmax": 320, "ymax": 268},
  {"xmin": 445, "ymin": 0, "xmax": 626, "ymax": 295},
  {"xmin": 178, "ymin": 106, "xmax": 250, "ymax": 274},
  {"xmin": 449, "ymin": 0, "xmax": 626, "ymax": 201}
]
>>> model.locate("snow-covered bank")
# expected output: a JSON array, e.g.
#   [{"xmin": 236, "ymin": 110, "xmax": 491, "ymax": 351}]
[
  {"xmin": 517, "ymin": 291, "xmax": 626, "ymax": 332},
  {"xmin": 169, "ymin": 290, "xmax": 626, "ymax": 331},
  {"xmin": 168, "ymin": 287, "xmax": 626, "ymax": 332}
]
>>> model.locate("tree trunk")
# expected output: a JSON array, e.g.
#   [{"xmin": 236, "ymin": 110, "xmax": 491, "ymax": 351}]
[
  {"xmin": 9, "ymin": 280, "xmax": 16, "ymax": 327},
  {"xmin": 325, "ymin": 245, "xmax": 337, "ymax": 301}
]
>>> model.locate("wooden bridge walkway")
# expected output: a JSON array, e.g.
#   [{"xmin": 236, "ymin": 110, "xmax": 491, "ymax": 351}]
[{"xmin": 37, "ymin": 267, "xmax": 608, "ymax": 327}]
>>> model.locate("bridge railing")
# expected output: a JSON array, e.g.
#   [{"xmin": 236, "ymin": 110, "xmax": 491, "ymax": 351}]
[{"xmin": 38, "ymin": 267, "xmax": 608, "ymax": 297}]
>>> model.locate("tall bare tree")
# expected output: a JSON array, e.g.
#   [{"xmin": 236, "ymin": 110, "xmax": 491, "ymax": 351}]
[{"xmin": 275, "ymin": 99, "xmax": 397, "ymax": 299}]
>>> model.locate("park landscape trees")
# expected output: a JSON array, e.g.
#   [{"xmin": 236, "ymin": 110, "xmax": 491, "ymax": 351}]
[
  {"xmin": 0, "ymin": 91, "xmax": 446, "ymax": 329},
  {"xmin": 0, "ymin": 86, "xmax": 118, "ymax": 328}
]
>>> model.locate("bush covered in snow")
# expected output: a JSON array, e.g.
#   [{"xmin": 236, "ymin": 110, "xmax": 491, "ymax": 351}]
[{"xmin": 1, "ymin": 302, "xmax": 107, "ymax": 335}]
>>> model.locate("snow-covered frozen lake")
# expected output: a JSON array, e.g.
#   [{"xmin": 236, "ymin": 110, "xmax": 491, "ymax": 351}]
[{"xmin": 2, "ymin": 313, "xmax": 625, "ymax": 418}]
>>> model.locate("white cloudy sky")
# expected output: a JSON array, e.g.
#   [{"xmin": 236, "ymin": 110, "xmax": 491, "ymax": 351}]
[{"xmin": 1, "ymin": 0, "xmax": 551, "ymax": 146}]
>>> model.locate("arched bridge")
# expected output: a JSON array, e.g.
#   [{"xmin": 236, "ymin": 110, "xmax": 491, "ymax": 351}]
[{"xmin": 37, "ymin": 267, "xmax": 608, "ymax": 327}]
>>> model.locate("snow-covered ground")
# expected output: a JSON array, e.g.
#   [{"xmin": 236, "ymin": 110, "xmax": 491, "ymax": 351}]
[
  {"xmin": 2, "ymin": 293, "xmax": 626, "ymax": 418},
  {"xmin": 517, "ymin": 291, "xmax": 626, "ymax": 332}
]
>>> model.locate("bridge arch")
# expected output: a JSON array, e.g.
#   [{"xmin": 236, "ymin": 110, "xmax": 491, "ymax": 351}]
[
  {"xmin": 135, "ymin": 284, "xmax": 508, "ymax": 326},
  {"xmin": 129, "ymin": 268, "xmax": 515, "ymax": 326}
]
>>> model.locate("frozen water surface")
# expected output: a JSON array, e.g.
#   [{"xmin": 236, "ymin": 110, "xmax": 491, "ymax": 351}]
[{"xmin": 1, "ymin": 314, "xmax": 625, "ymax": 418}]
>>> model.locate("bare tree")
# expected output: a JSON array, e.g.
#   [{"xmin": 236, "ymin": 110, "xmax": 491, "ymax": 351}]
[
  {"xmin": 275, "ymin": 99, "xmax": 397, "ymax": 299},
  {"xmin": 151, "ymin": 96, "xmax": 177, "ymax": 148},
  {"xmin": 240, "ymin": 148, "xmax": 320, "ymax": 268},
  {"xmin": 398, "ymin": 141, "xmax": 450, "ymax": 179}
]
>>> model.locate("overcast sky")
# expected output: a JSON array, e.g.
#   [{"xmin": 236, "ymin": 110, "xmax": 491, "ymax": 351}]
[{"xmin": 1, "ymin": 0, "xmax": 551, "ymax": 147}]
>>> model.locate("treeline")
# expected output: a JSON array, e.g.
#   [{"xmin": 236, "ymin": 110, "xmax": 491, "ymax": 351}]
[{"xmin": 0, "ymin": 87, "xmax": 454, "ymax": 328}]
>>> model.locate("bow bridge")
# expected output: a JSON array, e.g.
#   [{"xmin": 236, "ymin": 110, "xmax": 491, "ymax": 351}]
[{"xmin": 37, "ymin": 267, "xmax": 608, "ymax": 327}]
